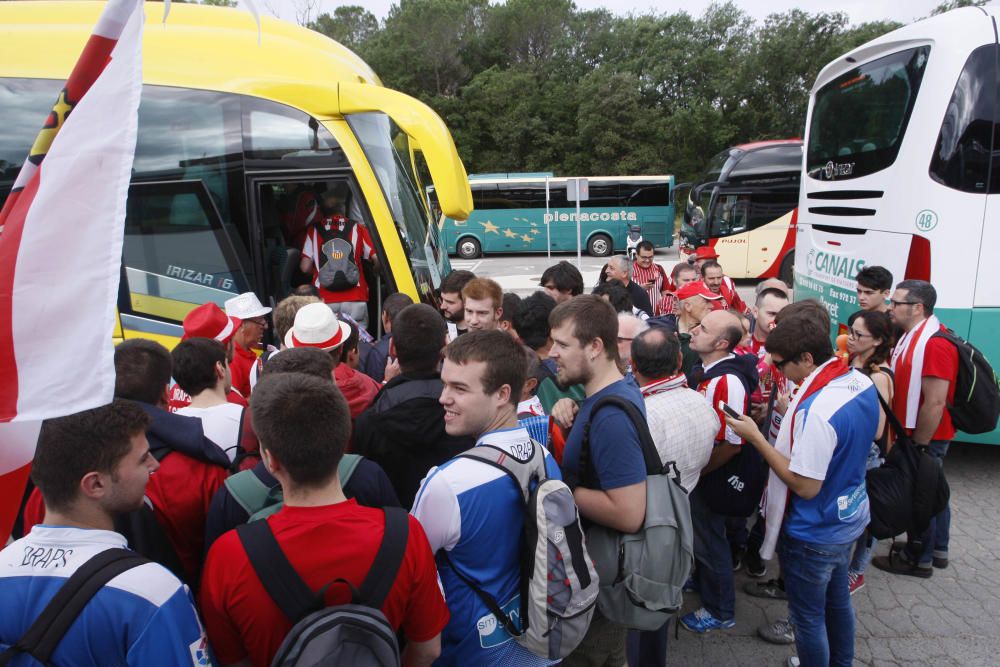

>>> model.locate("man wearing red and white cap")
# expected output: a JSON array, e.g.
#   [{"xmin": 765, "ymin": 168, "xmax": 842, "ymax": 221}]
[
  {"xmin": 691, "ymin": 245, "xmax": 720, "ymax": 274},
  {"xmin": 225, "ymin": 292, "xmax": 272, "ymax": 400},
  {"xmin": 649, "ymin": 281, "xmax": 724, "ymax": 385},
  {"xmin": 170, "ymin": 303, "xmax": 246, "ymax": 410},
  {"xmin": 285, "ymin": 303, "xmax": 380, "ymax": 419}
]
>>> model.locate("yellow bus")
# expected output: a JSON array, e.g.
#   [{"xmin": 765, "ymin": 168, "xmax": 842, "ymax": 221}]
[{"xmin": 0, "ymin": 1, "xmax": 472, "ymax": 346}]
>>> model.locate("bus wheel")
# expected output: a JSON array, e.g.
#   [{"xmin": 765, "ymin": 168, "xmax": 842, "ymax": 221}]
[
  {"xmin": 587, "ymin": 233, "xmax": 612, "ymax": 257},
  {"xmin": 457, "ymin": 237, "xmax": 481, "ymax": 259},
  {"xmin": 779, "ymin": 252, "xmax": 794, "ymax": 286}
]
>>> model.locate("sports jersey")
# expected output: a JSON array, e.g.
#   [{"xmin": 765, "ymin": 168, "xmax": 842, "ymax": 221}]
[
  {"xmin": 177, "ymin": 403, "xmax": 244, "ymax": 463},
  {"xmin": 0, "ymin": 526, "xmax": 209, "ymax": 667},
  {"xmin": 301, "ymin": 216, "xmax": 375, "ymax": 304},
  {"xmin": 199, "ymin": 500, "xmax": 448, "ymax": 667},
  {"xmin": 632, "ymin": 261, "xmax": 668, "ymax": 316},
  {"xmin": 717, "ymin": 275, "xmax": 750, "ymax": 315},
  {"xmin": 697, "ymin": 354, "xmax": 750, "ymax": 445},
  {"xmin": 784, "ymin": 369, "xmax": 879, "ymax": 545},
  {"xmin": 411, "ymin": 427, "xmax": 561, "ymax": 667}
]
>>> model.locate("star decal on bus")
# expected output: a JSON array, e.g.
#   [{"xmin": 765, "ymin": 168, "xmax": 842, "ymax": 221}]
[
  {"xmin": 503, "ymin": 228, "xmax": 518, "ymax": 238},
  {"xmin": 480, "ymin": 221, "xmax": 500, "ymax": 234},
  {"xmin": 530, "ymin": 228, "xmax": 540, "ymax": 234},
  {"xmin": 520, "ymin": 234, "xmax": 533, "ymax": 243}
]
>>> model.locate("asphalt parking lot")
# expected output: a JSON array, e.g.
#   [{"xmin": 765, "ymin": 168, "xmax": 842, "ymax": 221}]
[{"xmin": 456, "ymin": 249, "xmax": 1000, "ymax": 666}]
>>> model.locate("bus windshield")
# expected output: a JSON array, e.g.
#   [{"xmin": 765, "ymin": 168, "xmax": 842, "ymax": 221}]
[
  {"xmin": 348, "ymin": 113, "xmax": 450, "ymax": 290},
  {"xmin": 807, "ymin": 46, "xmax": 931, "ymax": 181}
]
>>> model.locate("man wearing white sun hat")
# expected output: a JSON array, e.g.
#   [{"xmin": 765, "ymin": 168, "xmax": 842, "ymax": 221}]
[
  {"xmin": 224, "ymin": 292, "xmax": 272, "ymax": 400},
  {"xmin": 285, "ymin": 303, "xmax": 380, "ymax": 419}
]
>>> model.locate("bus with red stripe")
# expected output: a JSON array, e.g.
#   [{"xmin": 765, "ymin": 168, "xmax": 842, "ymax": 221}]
[{"xmin": 678, "ymin": 139, "xmax": 801, "ymax": 283}]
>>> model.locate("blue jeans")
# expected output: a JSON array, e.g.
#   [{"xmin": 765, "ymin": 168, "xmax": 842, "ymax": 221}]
[
  {"xmin": 849, "ymin": 443, "xmax": 882, "ymax": 575},
  {"xmin": 905, "ymin": 440, "xmax": 950, "ymax": 565},
  {"xmin": 691, "ymin": 488, "xmax": 735, "ymax": 620},
  {"xmin": 780, "ymin": 534, "xmax": 855, "ymax": 667}
]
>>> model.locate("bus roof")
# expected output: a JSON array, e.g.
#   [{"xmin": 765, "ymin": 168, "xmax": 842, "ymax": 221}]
[
  {"xmin": 733, "ymin": 139, "xmax": 802, "ymax": 152},
  {"xmin": 0, "ymin": 1, "xmax": 380, "ymax": 114},
  {"xmin": 469, "ymin": 172, "xmax": 554, "ymax": 180}
]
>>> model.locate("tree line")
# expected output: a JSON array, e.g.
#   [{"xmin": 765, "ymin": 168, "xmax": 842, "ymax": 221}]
[{"xmin": 307, "ymin": 0, "xmax": 987, "ymax": 183}]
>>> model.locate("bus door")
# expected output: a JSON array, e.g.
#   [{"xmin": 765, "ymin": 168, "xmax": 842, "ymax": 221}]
[
  {"xmin": 119, "ymin": 180, "xmax": 253, "ymax": 346},
  {"xmin": 745, "ymin": 190, "xmax": 798, "ymax": 280},
  {"xmin": 708, "ymin": 190, "xmax": 751, "ymax": 276},
  {"xmin": 247, "ymin": 173, "xmax": 393, "ymax": 335}
]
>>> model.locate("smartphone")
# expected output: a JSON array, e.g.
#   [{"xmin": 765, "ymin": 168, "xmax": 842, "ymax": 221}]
[{"xmin": 718, "ymin": 400, "xmax": 742, "ymax": 420}]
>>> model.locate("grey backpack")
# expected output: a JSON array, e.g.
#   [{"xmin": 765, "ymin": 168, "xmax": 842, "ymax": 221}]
[
  {"xmin": 236, "ymin": 506, "xmax": 408, "ymax": 667},
  {"xmin": 445, "ymin": 441, "xmax": 598, "ymax": 659},
  {"xmin": 317, "ymin": 217, "xmax": 360, "ymax": 291},
  {"xmin": 580, "ymin": 396, "xmax": 694, "ymax": 631}
]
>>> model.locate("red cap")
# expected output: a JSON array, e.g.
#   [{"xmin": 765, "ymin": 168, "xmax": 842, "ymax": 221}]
[
  {"xmin": 675, "ymin": 281, "xmax": 723, "ymax": 302},
  {"xmin": 182, "ymin": 303, "xmax": 241, "ymax": 344},
  {"xmin": 694, "ymin": 246, "xmax": 719, "ymax": 260}
]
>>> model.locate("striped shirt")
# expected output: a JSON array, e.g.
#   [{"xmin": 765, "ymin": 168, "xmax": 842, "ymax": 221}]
[
  {"xmin": 632, "ymin": 261, "xmax": 668, "ymax": 315},
  {"xmin": 697, "ymin": 354, "xmax": 749, "ymax": 444},
  {"xmin": 302, "ymin": 215, "xmax": 375, "ymax": 304}
]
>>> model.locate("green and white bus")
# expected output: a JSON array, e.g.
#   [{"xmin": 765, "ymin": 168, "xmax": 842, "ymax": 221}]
[{"xmin": 436, "ymin": 174, "xmax": 675, "ymax": 258}]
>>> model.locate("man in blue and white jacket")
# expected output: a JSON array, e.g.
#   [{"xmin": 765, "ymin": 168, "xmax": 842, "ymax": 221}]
[
  {"xmin": 0, "ymin": 400, "xmax": 211, "ymax": 666},
  {"xmin": 412, "ymin": 330, "xmax": 561, "ymax": 667}
]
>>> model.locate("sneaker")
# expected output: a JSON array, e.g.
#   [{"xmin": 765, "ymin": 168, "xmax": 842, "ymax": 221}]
[
  {"xmin": 872, "ymin": 551, "xmax": 932, "ymax": 578},
  {"xmin": 731, "ymin": 545, "xmax": 744, "ymax": 572},
  {"xmin": 744, "ymin": 548, "xmax": 767, "ymax": 578},
  {"xmin": 743, "ymin": 578, "xmax": 787, "ymax": 600},
  {"xmin": 680, "ymin": 607, "xmax": 736, "ymax": 634},
  {"xmin": 848, "ymin": 572, "xmax": 865, "ymax": 595},
  {"xmin": 933, "ymin": 552, "xmax": 949, "ymax": 569},
  {"xmin": 757, "ymin": 618, "xmax": 795, "ymax": 645}
]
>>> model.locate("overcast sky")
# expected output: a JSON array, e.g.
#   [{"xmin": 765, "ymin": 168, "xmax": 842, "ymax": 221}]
[{"xmin": 246, "ymin": 0, "xmax": 957, "ymax": 28}]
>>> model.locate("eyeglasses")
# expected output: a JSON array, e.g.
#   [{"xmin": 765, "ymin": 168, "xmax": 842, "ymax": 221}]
[
  {"xmin": 847, "ymin": 328, "xmax": 871, "ymax": 339},
  {"xmin": 889, "ymin": 300, "xmax": 918, "ymax": 308},
  {"xmin": 773, "ymin": 356, "xmax": 797, "ymax": 371},
  {"xmin": 246, "ymin": 317, "xmax": 269, "ymax": 327}
]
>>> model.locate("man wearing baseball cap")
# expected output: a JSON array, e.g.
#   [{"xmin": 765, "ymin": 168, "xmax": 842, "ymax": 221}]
[
  {"xmin": 285, "ymin": 303, "xmax": 380, "ymax": 419},
  {"xmin": 225, "ymin": 293, "xmax": 273, "ymax": 400},
  {"xmin": 690, "ymin": 245, "xmax": 720, "ymax": 274},
  {"xmin": 648, "ymin": 281, "xmax": 723, "ymax": 384},
  {"xmin": 170, "ymin": 302, "xmax": 247, "ymax": 409}
]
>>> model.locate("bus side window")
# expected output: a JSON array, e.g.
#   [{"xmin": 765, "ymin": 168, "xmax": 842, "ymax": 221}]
[
  {"xmin": 122, "ymin": 181, "xmax": 250, "ymax": 325},
  {"xmin": 930, "ymin": 43, "xmax": 997, "ymax": 194}
]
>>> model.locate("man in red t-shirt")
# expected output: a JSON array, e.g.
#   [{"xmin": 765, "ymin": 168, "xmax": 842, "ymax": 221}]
[
  {"xmin": 199, "ymin": 372, "xmax": 447, "ymax": 667},
  {"xmin": 299, "ymin": 182, "xmax": 379, "ymax": 329},
  {"xmin": 224, "ymin": 292, "xmax": 272, "ymax": 401},
  {"xmin": 875, "ymin": 279, "xmax": 957, "ymax": 578}
]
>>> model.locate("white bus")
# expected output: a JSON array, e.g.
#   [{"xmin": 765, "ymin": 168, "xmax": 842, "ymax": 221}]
[{"xmin": 794, "ymin": 5, "xmax": 1000, "ymax": 444}]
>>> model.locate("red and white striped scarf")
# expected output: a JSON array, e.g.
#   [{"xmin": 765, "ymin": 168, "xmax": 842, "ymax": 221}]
[{"xmin": 890, "ymin": 315, "xmax": 941, "ymax": 429}]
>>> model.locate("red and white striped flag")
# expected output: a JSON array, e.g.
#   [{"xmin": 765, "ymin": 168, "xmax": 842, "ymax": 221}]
[{"xmin": 0, "ymin": 0, "xmax": 144, "ymax": 542}]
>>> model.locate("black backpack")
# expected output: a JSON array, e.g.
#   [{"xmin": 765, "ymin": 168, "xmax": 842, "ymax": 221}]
[
  {"xmin": 932, "ymin": 329, "xmax": 1000, "ymax": 434},
  {"xmin": 866, "ymin": 392, "xmax": 950, "ymax": 540},
  {"xmin": 0, "ymin": 549, "xmax": 148, "ymax": 666},
  {"xmin": 236, "ymin": 507, "xmax": 409, "ymax": 667}
]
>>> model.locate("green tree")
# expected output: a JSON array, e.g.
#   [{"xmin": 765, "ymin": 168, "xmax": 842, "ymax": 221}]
[{"xmin": 310, "ymin": 6, "xmax": 378, "ymax": 51}]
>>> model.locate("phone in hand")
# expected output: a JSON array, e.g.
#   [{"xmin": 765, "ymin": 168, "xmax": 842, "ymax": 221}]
[{"xmin": 718, "ymin": 400, "xmax": 742, "ymax": 420}]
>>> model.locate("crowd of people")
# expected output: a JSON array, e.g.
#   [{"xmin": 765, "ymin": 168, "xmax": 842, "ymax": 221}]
[{"xmin": 1, "ymin": 243, "xmax": 959, "ymax": 667}]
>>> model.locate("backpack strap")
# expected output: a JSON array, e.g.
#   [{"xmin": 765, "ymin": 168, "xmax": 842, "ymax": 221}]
[
  {"xmin": 356, "ymin": 507, "xmax": 410, "ymax": 609},
  {"xmin": 581, "ymin": 395, "xmax": 663, "ymax": 481},
  {"xmin": 225, "ymin": 469, "xmax": 274, "ymax": 517},
  {"xmin": 438, "ymin": 549, "xmax": 522, "ymax": 639},
  {"xmin": 237, "ymin": 520, "xmax": 320, "ymax": 624},
  {"xmin": 338, "ymin": 453, "xmax": 363, "ymax": 489},
  {"xmin": 0, "ymin": 549, "xmax": 147, "ymax": 666},
  {"xmin": 456, "ymin": 441, "xmax": 546, "ymax": 503}
]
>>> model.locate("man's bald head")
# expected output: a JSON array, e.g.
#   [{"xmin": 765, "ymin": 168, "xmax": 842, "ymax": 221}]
[{"xmin": 700, "ymin": 310, "xmax": 743, "ymax": 353}]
